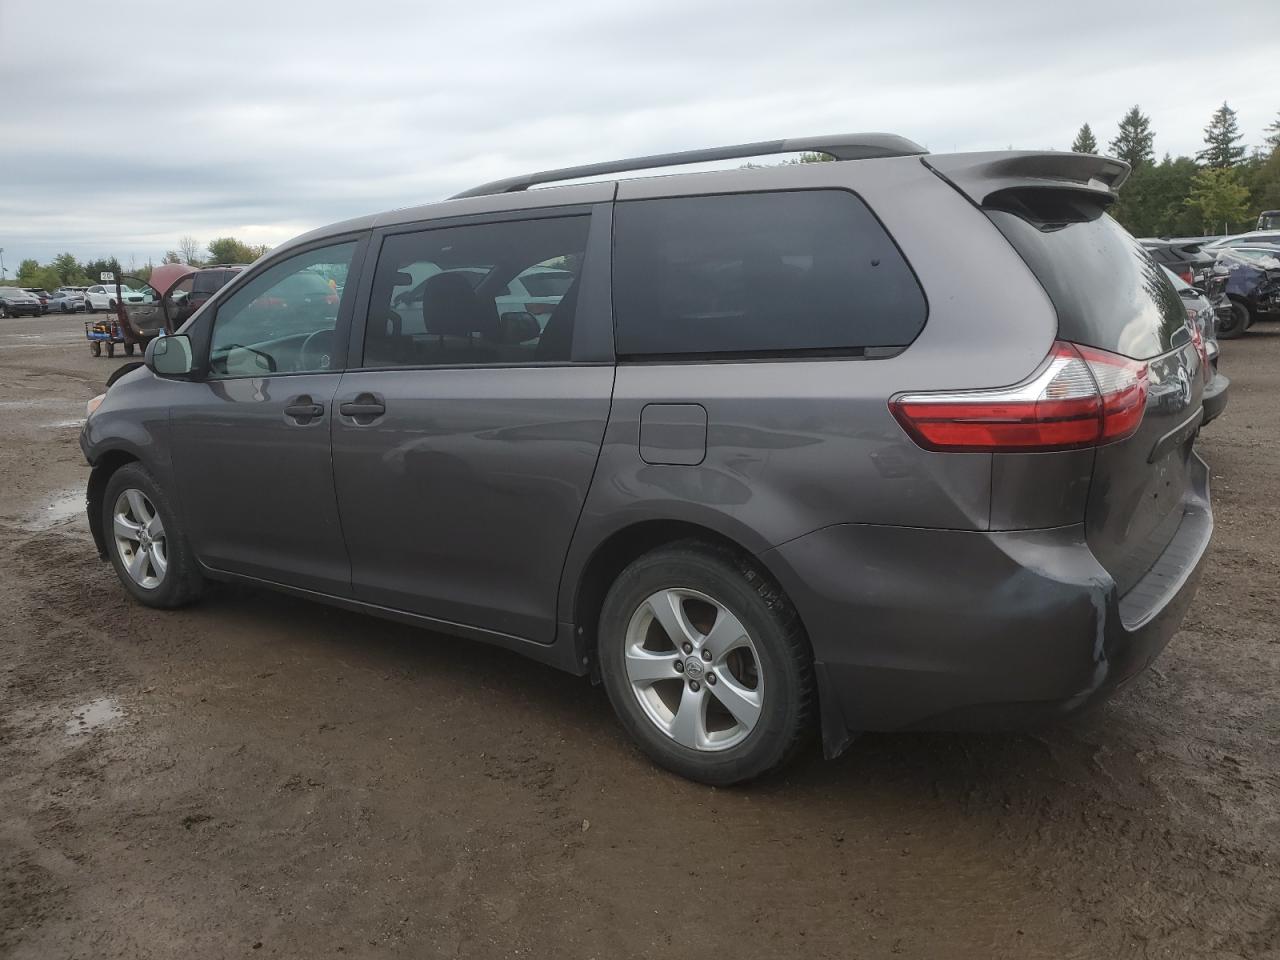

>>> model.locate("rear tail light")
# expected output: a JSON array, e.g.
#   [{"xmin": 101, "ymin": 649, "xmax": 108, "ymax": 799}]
[
  {"xmin": 890, "ymin": 341, "xmax": 1148, "ymax": 452},
  {"xmin": 1179, "ymin": 269, "xmax": 1194, "ymax": 284},
  {"xmin": 1188, "ymin": 322, "xmax": 1211, "ymax": 383}
]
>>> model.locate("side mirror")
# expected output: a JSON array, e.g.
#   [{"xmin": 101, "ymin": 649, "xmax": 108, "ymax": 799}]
[
  {"xmin": 145, "ymin": 333, "xmax": 194, "ymax": 377},
  {"xmin": 498, "ymin": 311, "xmax": 541, "ymax": 345}
]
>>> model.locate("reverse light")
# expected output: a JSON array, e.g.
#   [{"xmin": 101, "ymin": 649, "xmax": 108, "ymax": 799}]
[{"xmin": 890, "ymin": 341, "xmax": 1148, "ymax": 452}]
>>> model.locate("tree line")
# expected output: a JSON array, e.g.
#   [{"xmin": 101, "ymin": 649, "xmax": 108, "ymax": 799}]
[
  {"xmin": 1077, "ymin": 103, "xmax": 1280, "ymax": 237},
  {"xmin": 11, "ymin": 236, "xmax": 269, "ymax": 292}
]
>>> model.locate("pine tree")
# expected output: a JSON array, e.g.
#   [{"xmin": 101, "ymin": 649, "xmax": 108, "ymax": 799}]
[
  {"xmin": 1109, "ymin": 106, "xmax": 1155, "ymax": 170},
  {"xmin": 1197, "ymin": 102, "xmax": 1246, "ymax": 168},
  {"xmin": 1184, "ymin": 166, "xmax": 1249, "ymax": 233},
  {"xmin": 1071, "ymin": 123, "xmax": 1098, "ymax": 154},
  {"xmin": 1263, "ymin": 111, "xmax": 1280, "ymax": 151}
]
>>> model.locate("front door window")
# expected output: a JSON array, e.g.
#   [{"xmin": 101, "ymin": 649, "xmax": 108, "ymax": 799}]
[{"xmin": 208, "ymin": 243, "xmax": 356, "ymax": 377}]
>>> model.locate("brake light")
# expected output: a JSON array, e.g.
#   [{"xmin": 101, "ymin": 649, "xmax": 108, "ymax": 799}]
[
  {"xmin": 890, "ymin": 341, "xmax": 1148, "ymax": 452},
  {"xmin": 1189, "ymin": 322, "xmax": 1211, "ymax": 383}
]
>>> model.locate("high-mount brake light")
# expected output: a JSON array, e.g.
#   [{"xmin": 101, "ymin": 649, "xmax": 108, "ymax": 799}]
[{"xmin": 890, "ymin": 341, "xmax": 1148, "ymax": 453}]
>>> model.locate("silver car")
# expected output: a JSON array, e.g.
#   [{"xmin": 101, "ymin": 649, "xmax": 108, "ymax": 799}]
[{"xmin": 81, "ymin": 134, "xmax": 1217, "ymax": 784}]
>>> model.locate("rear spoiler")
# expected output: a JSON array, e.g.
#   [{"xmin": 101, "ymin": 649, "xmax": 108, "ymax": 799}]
[{"xmin": 923, "ymin": 151, "xmax": 1130, "ymax": 208}]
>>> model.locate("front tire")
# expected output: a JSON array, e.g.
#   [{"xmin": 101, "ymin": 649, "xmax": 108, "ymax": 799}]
[
  {"xmin": 102, "ymin": 463, "xmax": 203, "ymax": 609},
  {"xmin": 598, "ymin": 541, "xmax": 814, "ymax": 786}
]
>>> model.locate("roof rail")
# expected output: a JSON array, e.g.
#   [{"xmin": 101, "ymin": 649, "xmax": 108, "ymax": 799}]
[{"xmin": 450, "ymin": 133, "xmax": 927, "ymax": 199}]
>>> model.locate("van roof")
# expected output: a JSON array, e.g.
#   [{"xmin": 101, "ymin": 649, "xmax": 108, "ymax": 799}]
[{"xmin": 277, "ymin": 135, "xmax": 1129, "ymax": 257}]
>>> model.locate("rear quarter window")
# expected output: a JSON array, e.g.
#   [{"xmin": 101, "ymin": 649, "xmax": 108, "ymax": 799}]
[
  {"xmin": 986, "ymin": 203, "xmax": 1187, "ymax": 360},
  {"xmin": 611, "ymin": 190, "xmax": 927, "ymax": 358}
]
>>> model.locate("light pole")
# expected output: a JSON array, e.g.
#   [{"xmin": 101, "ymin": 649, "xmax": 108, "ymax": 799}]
[{"xmin": 0, "ymin": 248, "xmax": 6, "ymax": 280}]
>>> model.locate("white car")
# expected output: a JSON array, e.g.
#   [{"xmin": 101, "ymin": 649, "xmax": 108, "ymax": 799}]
[
  {"xmin": 391, "ymin": 264, "xmax": 577, "ymax": 330},
  {"xmin": 84, "ymin": 283, "xmax": 151, "ymax": 313},
  {"xmin": 1203, "ymin": 230, "xmax": 1280, "ymax": 252}
]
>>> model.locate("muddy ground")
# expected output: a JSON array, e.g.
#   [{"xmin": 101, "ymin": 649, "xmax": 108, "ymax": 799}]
[{"xmin": 1, "ymin": 313, "xmax": 1277, "ymax": 959}]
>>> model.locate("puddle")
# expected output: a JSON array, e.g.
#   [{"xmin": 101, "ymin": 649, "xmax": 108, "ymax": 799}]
[
  {"xmin": 66, "ymin": 697, "xmax": 123, "ymax": 736},
  {"xmin": 18, "ymin": 488, "xmax": 86, "ymax": 531}
]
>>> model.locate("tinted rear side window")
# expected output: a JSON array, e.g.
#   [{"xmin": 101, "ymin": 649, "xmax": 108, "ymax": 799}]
[
  {"xmin": 612, "ymin": 190, "xmax": 926, "ymax": 358},
  {"xmin": 986, "ymin": 204, "xmax": 1187, "ymax": 360}
]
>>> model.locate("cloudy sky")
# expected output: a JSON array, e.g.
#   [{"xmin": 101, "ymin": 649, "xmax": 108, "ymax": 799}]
[{"xmin": 1, "ymin": 0, "xmax": 1277, "ymax": 273}]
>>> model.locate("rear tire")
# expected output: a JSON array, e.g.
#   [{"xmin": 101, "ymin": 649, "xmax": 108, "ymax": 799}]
[
  {"xmin": 124, "ymin": 342, "xmax": 135, "ymax": 356},
  {"xmin": 102, "ymin": 462, "xmax": 203, "ymax": 609},
  {"xmin": 0, "ymin": 305, "xmax": 7, "ymax": 319},
  {"xmin": 597, "ymin": 540, "xmax": 814, "ymax": 786}
]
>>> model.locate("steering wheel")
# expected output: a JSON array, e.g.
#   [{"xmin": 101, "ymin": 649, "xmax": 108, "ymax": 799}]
[{"xmin": 299, "ymin": 329, "xmax": 335, "ymax": 371}]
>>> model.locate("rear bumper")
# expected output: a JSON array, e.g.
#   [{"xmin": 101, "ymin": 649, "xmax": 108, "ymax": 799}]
[
  {"xmin": 1202, "ymin": 372, "xmax": 1230, "ymax": 425},
  {"xmin": 762, "ymin": 454, "xmax": 1212, "ymax": 755}
]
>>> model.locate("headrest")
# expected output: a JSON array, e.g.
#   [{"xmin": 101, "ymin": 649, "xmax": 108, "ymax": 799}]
[{"xmin": 422, "ymin": 272, "xmax": 495, "ymax": 338}]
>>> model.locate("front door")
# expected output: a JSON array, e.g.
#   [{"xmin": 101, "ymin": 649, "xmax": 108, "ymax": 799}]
[
  {"xmin": 332, "ymin": 211, "xmax": 613, "ymax": 642},
  {"xmin": 169, "ymin": 238, "xmax": 363, "ymax": 595}
]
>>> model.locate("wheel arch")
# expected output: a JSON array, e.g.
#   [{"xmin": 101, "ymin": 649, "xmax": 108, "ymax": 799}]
[
  {"xmin": 86, "ymin": 449, "xmax": 141, "ymax": 559},
  {"xmin": 566, "ymin": 518, "xmax": 803, "ymax": 678}
]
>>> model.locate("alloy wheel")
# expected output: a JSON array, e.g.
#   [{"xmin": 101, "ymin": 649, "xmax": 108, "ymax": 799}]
[
  {"xmin": 623, "ymin": 587, "xmax": 763, "ymax": 751},
  {"xmin": 112, "ymin": 489, "xmax": 168, "ymax": 589}
]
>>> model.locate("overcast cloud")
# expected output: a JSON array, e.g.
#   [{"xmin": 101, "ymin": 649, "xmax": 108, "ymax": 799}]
[{"xmin": 1, "ymin": 0, "xmax": 1277, "ymax": 272}]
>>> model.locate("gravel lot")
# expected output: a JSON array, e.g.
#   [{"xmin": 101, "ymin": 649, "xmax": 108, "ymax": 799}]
[{"xmin": 1, "ymin": 314, "xmax": 1278, "ymax": 959}]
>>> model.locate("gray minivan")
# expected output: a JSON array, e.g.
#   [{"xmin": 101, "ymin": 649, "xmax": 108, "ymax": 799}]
[{"xmin": 81, "ymin": 134, "xmax": 1216, "ymax": 785}]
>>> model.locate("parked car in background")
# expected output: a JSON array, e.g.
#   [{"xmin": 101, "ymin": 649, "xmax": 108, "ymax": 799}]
[
  {"xmin": 50, "ymin": 287, "xmax": 87, "ymax": 312},
  {"xmin": 1140, "ymin": 238, "xmax": 1216, "ymax": 285},
  {"xmin": 1204, "ymin": 230, "xmax": 1280, "ymax": 252},
  {"xmin": 0, "ymin": 287, "xmax": 45, "ymax": 317},
  {"xmin": 81, "ymin": 135, "xmax": 1218, "ymax": 785},
  {"xmin": 165, "ymin": 264, "xmax": 248, "ymax": 328},
  {"xmin": 1214, "ymin": 247, "xmax": 1280, "ymax": 335},
  {"xmin": 1257, "ymin": 211, "xmax": 1280, "ymax": 231},
  {"xmin": 22, "ymin": 288, "xmax": 52, "ymax": 314},
  {"xmin": 1163, "ymin": 266, "xmax": 1227, "ymax": 422},
  {"xmin": 85, "ymin": 283, "xmax": 150, "ymax": 313}
]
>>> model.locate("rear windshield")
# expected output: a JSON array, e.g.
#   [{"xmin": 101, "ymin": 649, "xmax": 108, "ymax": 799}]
[
  {"xmin": 986, "ymin": 201, "xmax": 1187, "ymax": 359},
  {"xmin": 612, "ymin": 190, "xmax": 927, "ymax": 358}
]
